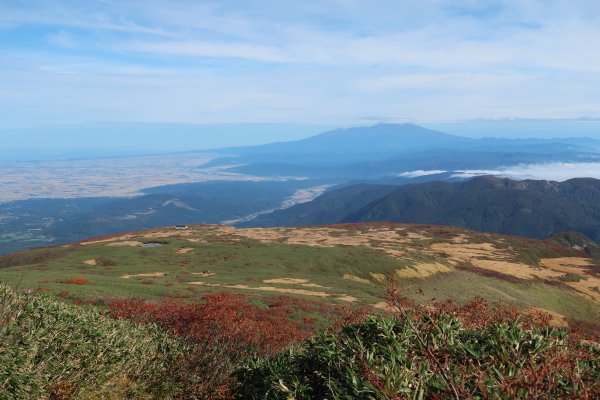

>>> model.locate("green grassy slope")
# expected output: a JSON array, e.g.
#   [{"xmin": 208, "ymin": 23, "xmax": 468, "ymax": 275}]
[{"xmin": 0, "ymin": 223, "xmax": 598, "ymax": 322}]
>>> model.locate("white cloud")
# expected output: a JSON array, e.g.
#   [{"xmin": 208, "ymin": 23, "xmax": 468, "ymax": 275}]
[
  {"xmin": 47, "ymin": 31, "xmax": 78, "ymax": 49},
  {"xmin": 399, "ymin": 170, "xmax": 447, "ymax": 178},
  {"xmin": 124, "ymin": 40, "xmax": 286, "ymax": 62},
  {"xmin": 451, "ymin": 162, "xmax": 600, "ymax": 181},
  {"xmin": 1, "ymin": 1, "xmax": 600, "ymax": 126}
]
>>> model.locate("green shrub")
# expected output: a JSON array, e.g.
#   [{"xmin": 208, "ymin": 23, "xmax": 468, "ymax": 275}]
[
  {"xmin": 559, "ymin": 273, "xmax": 585, "ymax": 282},
  {"xmin": 236, "ymin": 313, "xmax": 600, "ymax": 399},
  {"xmin": 0, "ymin": 284, "xmax": 187, "ymax": 399}
]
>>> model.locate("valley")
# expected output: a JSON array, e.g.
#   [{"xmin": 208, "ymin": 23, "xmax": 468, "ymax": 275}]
[
  {"xmin": 3, "ymin": 123, "xmax": 600, "ymax": 257},
  {"xmin": 0, "ymin": 153, "xmax": 270, "ymax": 202}
]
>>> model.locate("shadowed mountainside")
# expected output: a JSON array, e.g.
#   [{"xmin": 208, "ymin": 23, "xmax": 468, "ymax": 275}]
[{"xmin": 244, "ymin": 176, "xmax": 600, "ymax": 242}]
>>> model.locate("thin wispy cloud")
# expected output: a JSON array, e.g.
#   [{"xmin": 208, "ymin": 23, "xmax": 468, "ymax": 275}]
[
  {"xmin": 0, "ymin": 0, "xmax": 599, "ymax": 128},
  {"xmin": 399, "ymin": 170, "xmax": 447, "ymax": 178},
  {"xmin": 124, "ymin": 40, "xmax": 287, "ymax": 62}
]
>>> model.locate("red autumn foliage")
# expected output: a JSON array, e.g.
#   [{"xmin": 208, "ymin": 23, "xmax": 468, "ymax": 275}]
[
  {"xmin": 432, "ymin": 296, "xmax": 553, "ymax": 330},
  {"xmin": 332, "ymin": 305, "xmax": 372, "ymax": 330},
  {"xmin": 57, "ymin": 291, "xmax": 70, "ymax": 298},
  {"xmin": 108, "ymin": 292, "xmax": 311, "ymax": 354},
  {"xmin": 106, "ymin": 292, "xmax": 320, "ymax": 398},
  {"xmin": 386, "ymin": 282, "xmax": 600, "ymax": 342},
  {"xmin": 62, "ymin": 277, "xmax": 88, "ymax": 285},
  {"xmin": 377, "ymin": 288, "xmax": 600, "ymax": 399}
]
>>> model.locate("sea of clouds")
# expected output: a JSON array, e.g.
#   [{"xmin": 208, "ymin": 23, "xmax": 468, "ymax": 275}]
[{"xmin": 400, "ymin": 162, "xmax": 600, "ymax": 182}]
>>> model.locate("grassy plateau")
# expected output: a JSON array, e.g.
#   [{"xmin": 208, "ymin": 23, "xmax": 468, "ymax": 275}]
[{"xmin": 1, "ymin": 223, "xmax": 599, "ymax": 398}]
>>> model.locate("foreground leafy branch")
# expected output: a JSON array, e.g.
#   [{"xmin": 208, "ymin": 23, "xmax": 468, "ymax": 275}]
[{"xmin": 236, "ymin": 294, "xmax": 600, "ymax": 399}]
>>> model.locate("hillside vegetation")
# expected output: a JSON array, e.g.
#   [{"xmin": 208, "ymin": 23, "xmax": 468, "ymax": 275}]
[
  {"xmin": 1, "ymin": 222, "xmax": 599, "ymax": 398},
  {"xmin": 238, "ymin": 301, "xmax": 600, "ymax": 399},
  {"xmin": 246, "ymin": 176, "xmax": 600, "ymax": 243},
  {"xmin": 1, "ymin": 283, "xmax": 598, "ymax": 399},
  {"xmin": 1, "ymin": 223, "xmax": 598, "ymax": 324},
  {"xmin": 0, "ymin": 283, "xmax": 186, "ymax": 399}
]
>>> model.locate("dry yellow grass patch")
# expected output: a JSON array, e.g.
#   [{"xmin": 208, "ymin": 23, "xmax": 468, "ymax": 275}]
[
  {"xmin": 395, "ymin": 262, "xmax": 452, "ymax": 279},
  {"xmin": 343, "ymin": 274, "xmax": 372, "ymax": 284},
  {"xmin": 471, "ymin": 259, "xmax": 562, "ymax": 280},
  {"xmin": 384, "ymin": 249, "xmax": 406, "ymax": 257},
  {"xmin": 566, "ymin": 281, "xmax": 600, "ymax": 303},
  {"xmin": 537, "ymin": 257, "xmax": 600, "ymax": 302},
  {"xmin": 143, "ymin": 230, "xmax": 194, "ymax": 239},
  {"xmin": 541, "ymin": 258, "xmax": 600, "ymax": 301},
  {"xmin": 251, "ymin": 286, "xmax": 331, "ymax": 297},
  {"xmin": 106, "ymin": 241, "xmax": 143, "ymax": 247},
  {"xmin": 426, "ymin": 242, "xmax": 600, "ymax": 300},
  {"xmin": 235, "ymin": 226, "xmax": 416, "ymax": 253},
  {"xmin": 81, "ymin": 234, "xmax": 132, "ymax": 245},
  {"xmin": 467, "ymin": 257, "xmax": 600, "ymax": 303},
  {"xmin": 189, "ymin": 281, "xmax": 220, "ymax": 287},
  {"xmin": 235, "ymin": 227, "xmax": 293, "ymax": 243},
  {"xmin": 226, "ymin": 226, "xmax": 444, "ymax": 266},
  {"xmin": 370, "ymin": 272, "xmax": 387, "ymax": 283},
  {"xmin": 405, "ymin": 232, "xmax": 432, "ymax": 241},
  {"xmin": 430, "ymin": 242, "xmax": 508, "ymax": 259},
  {"xmin": 366, "ymin": 228, "xmax": 409, "ymax": 242},
  {"xmin": 372, "ymin": 301, "xmax": 395, "ymax": 311},
  {"xmin": 450, "ymin": 234, "xmax": 468, "ymax": 243},
  {"xmin": 188, "ymin": 281, "xmax": 331, "ymax": 297},
  {"xmin": 263, "ymin": 278, "xmax": 308, "ymax": 284},
  {"xmin": 122, "ymin": 272, "xmax": 166, "ymax": 279},
  {"xmin": 177, "ymin": 247, "xmax": 194, "ymax": 254},
  {"xmin": 83, "ymin": 259, "xmax": 97, "ymax": 266},
  {"xmin": 336, "ymin": 295, "xmax": 358, "ymax": 302},
  {"xmin": 539, "ymin": 257, "xmax": 594, "ymax": 270},
  {"xmin": 427, "ymin": 242, "xmax": 546, "ymax": 281},
  {"xmin": 301, "ymin": 283, "xmax": 329, "ymax": 288},
  {"xmin": 284, "ymin": 232, "xmax": 341, "ymax": 247}
]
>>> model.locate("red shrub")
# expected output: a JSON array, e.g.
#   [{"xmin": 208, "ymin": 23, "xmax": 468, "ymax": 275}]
[
  {"xmin": 108, "ymin": 293, "xmax": 309, "ymax": 354},
  {"xmin": 332, "ymin": 305, "xmax": 372, "ymax": 330},
  {"xmin": 106, "ymin": 293, "xmax": 314, "ymax": 397},
  {"xmin": 57, "ymin": 291, "xmax": 70, "ymax": 298},
  {"xmin": 381, "ymin": 288, "xmax": 600, "ymax": 399},
  {"xmin": 63, "ymin": 277, "xmax": 88, "ymax": 285}
]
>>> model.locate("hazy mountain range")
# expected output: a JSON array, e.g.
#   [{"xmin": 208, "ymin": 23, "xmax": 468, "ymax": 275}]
[
  {"xmin": 2, "ymin": 123, "xmax": 600, "ymax": 254},
  {"xmin": 209, "ymin": 124, "xmax": 600, "ymax": 179}
]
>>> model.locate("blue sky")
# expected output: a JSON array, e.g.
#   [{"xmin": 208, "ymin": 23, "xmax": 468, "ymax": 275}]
[{"xmin": 1, "ymin": 0, "xmax": 600, "ymax": 152}]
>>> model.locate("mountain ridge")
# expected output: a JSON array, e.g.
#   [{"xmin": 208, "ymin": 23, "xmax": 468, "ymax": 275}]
[
  {"xmin": 215, "ymin": 123, "xmax": 470, "ymax": 155},
  {"xmin": 243, "ymin": 176, "xmax": 600, "ymax": 242}
]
